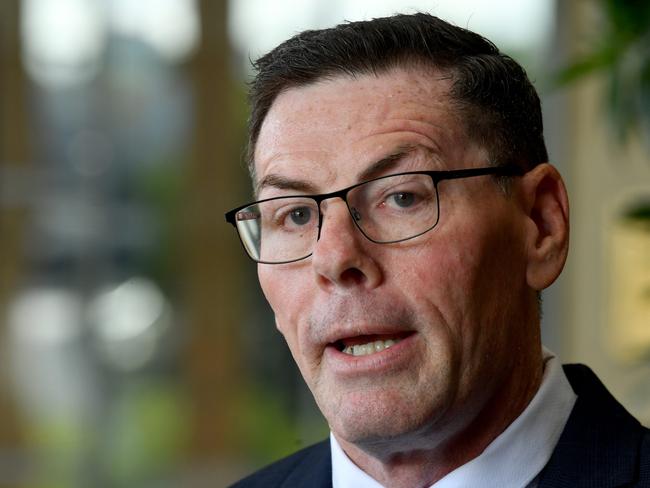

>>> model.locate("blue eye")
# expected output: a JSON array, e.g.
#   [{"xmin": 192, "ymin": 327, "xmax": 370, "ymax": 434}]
[
  {"xmin": 289, "ymin": 207, "xmax": 312, "ymax": 225},
  {"xmin": 391, "ymin": 192, "xmax": 415, "ymax": 208}
]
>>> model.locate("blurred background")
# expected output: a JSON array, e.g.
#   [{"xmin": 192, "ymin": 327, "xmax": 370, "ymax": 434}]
[{"xmin": 0, "ymin": 0, "xmax": 649, "ymax": 486}]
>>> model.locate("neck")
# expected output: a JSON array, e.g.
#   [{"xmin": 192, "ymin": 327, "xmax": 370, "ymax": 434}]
[{"xmin": 335, "ymin": 344, "xmax": 545, "ymax": 488}]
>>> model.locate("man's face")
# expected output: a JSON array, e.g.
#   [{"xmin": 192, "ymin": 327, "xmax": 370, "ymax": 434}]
[{"xmin": 254, "ymin": 68, "xmax": 535, "ymax": 449}]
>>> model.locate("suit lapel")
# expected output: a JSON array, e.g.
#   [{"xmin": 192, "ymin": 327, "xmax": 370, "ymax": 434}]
[
  {"xmin": 280, "ymin": 439, "xmax": 332, "ymax": 488},
  {"xmin": 537, "ymin": 364, "xmax": 644, "ymax": 488}
]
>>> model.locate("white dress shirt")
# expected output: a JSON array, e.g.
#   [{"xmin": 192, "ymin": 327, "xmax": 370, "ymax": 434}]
[{"xmin": 331, "ymin": 349, "xmax": 577, "ymax": 488}]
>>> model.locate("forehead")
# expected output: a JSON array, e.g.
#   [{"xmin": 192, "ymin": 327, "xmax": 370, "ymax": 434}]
[{"xmin": 253, "ymin": 67, "xmax": 467, "ymax": 192}]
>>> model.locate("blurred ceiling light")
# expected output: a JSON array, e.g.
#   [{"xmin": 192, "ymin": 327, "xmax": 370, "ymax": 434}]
[
  {"xmin": 8, "ymin": 288, "xmax": 83, "ymax": 346},
  {"xmin": 229, "ymin": 0, "xmax": 552, "ymax": 66},
  {"xmin": 21, "ymin": 0, "xmax": 107, "ymax": 88},
  {"xmin": 7, "ymin": 288, "xmax": 97, "ymax": 422},
  {"xmin": 89, "ymin": 277, "xmax": 171, "ymax": 372},
  {"xmin": 336, "ymin": 0, "xmax": 553, "ymax": 49},
  {"xmin": 229, "ymin": 0, "xmax": 325, "ymax": 61},
  {"xmin": 108, "ymin": 0, "xmax": 200, "ymax": 63},
  {"xmin": 21, "ymin": 0, "xmax": 199, "ymax": 89}
]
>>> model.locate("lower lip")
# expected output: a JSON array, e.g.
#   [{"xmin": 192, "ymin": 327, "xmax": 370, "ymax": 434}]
[{"xmin": 323, "ymin": 333, "xmax": 418, "ymax": 376}]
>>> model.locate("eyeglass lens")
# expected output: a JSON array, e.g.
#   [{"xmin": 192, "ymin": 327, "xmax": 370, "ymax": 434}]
[{"xmin": 234, "ymin": 173, "xmax": 440, "ymax": 263}]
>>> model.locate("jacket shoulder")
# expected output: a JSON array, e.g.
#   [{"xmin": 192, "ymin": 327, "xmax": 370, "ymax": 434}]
[
  {"xmin": 229, "ymin": 440, "xmax": 331, "ymax": 488},
  {"xmin": 538, "ymin": 364, "xmax": 650, "ymax": 487},
  {"xmin": 638, "ymin": 427, "xmax": 650, "ymax": 486}
]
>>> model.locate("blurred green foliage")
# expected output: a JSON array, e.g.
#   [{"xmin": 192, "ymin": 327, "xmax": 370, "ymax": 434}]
[
  {"xmin": 26, "ymin": 420, "xmax": 90, "ymax": 488},
  {"xmin": 234, "ymin": 385, "xmax": 328, "ymax": 465},
  {"xmin": 135, "ymin": 163, "xmax": 185, "ymax": 296},
  {"xmin": 106, "ymin": 381, "xmax": 189, "ymax": 487},
  {"xmin": 557, "ymin": 0, "xmax": 650, "ymax": 142},
  {"xmin": 24, "ymin": 381, "xmax": 189, "ymax": 488},
  {"xmin": 625, "ymin": 201, "xmax": 650, "ymax": 221}
]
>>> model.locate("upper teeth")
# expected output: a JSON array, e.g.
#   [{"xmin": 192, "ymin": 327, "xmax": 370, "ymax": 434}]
[{"xmin": 342, "ymin": 339, "xmax": 400, "ymax": 356}]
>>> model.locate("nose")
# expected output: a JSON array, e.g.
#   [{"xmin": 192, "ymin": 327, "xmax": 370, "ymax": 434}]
[{"xmin": 311, "ymin": 199, "xmax": 383, "ymax": 290}]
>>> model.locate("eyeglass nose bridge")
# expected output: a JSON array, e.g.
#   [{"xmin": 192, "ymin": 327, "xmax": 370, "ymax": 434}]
[{"xmin": 313, "ymin": 191, "xmax": 358, "ymax": 242}]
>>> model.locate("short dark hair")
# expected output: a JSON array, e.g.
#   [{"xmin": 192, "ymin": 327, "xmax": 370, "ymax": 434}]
[{"xmin": 247, "ymin": 12, "xmax": 548, "ymax": 177}]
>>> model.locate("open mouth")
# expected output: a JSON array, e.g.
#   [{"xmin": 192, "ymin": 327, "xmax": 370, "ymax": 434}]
[{"xmin": 333, "ymin": 332, "xmax": 414, "ymax": 357}]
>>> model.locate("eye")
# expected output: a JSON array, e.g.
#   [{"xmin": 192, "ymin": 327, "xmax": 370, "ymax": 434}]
[
  {"xmin": 288, "ymin": 206, "xmax": 312, "ymax": 226},
  {"xmin": 389, "ymin": 192, "xmax": 415, "ymax": 208}
]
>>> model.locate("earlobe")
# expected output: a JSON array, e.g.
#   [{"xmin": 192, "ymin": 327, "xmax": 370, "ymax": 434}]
[{"xmin": 521, "ymin": 163, "xmax": 570, "ymax": 290}]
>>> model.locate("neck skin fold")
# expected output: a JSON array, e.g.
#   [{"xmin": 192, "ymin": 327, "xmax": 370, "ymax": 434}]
[{"xmin": 334, "ymin": 329, "xmax": 544, "ymax": 488}]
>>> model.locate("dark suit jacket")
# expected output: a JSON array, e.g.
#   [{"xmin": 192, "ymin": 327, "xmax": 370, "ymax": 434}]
[{"xmin": 230, "ymin": 364, "xmax": 650, "ymax": 487}]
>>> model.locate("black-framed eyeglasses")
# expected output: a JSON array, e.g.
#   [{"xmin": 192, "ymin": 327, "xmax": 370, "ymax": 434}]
[{"xmin": 225, "ymin": 165, "xmax": 523, "ymax": 264}]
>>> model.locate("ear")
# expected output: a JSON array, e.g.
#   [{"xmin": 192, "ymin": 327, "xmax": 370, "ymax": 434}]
[{"xmin": 520, "ymin": 163, "xmax": 570, "ymax": 290}]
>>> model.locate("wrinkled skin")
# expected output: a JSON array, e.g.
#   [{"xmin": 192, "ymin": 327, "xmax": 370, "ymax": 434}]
[{"xmin": 254, "ymin": 67, "xmax": 569, "ymax": 487}]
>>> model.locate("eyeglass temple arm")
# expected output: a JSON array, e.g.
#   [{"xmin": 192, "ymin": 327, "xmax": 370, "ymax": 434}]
[{"xmin": 434, "ymin": 165, "xmax": 525, "ymax": 182}]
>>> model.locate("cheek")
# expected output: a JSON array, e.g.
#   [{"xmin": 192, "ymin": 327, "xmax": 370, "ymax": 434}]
[
  {"xmin": 259, "ymin": 265, "xmax": 299, "ymax": 308},
  {"xmin": 258, "ymin": 265, "xmax": 312, "ymax": 340},
  {"xmin": 398, "ymin": 239, "xmax": 471, "ymax": 313},
  {"xmin": 384, "ymin": 245, "xmax": 469, "ymax": 367},
  {"xmin": 391, "ymin": 225, "xmax": 505, "ymax": 355}
]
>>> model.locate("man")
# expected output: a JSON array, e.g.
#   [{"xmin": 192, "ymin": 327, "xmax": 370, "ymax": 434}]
[{"xmin": 225, "ymin": 13, "xmax": 650, "ymax": 488}]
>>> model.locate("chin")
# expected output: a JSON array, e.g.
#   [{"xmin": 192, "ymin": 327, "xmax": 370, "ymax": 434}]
[{"xmin": 325, "ymin": 388, "xmax": 447, "ymax": 449}]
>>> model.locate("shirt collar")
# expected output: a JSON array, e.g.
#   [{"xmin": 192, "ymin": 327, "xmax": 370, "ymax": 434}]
[{"xmin": 331, "ymin": 348, "xmax": 577, "ymax": 488}]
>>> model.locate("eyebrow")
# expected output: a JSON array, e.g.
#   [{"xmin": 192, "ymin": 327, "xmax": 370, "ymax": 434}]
[
  {"xmin": 255, "ymin": 145, "xmax": 424, "ymax": 196},
  {"xmin": 255, "ymin": 173, "xmax": 318, "ymax": 196},
  {"xmin": 356, "ymin": 145, "xmax": 420, "ymax": 182}
]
